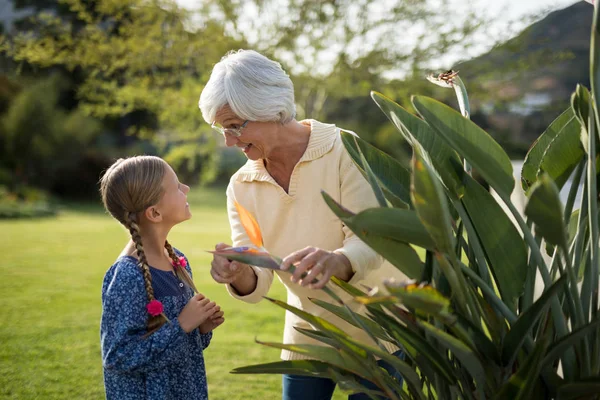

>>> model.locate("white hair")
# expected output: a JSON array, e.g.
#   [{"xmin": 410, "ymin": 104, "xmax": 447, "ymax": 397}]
[{"xmin": 199, "ymin": 50, "xmax": 296, "ymax": 124}]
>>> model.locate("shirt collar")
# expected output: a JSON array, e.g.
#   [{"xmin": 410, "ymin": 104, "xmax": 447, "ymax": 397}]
[{"xmin": 234, "ymin": 119, "xmax": 338, "ymax": 183}]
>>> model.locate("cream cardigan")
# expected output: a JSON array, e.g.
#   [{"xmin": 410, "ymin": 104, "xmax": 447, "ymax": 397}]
[{"xmin": 225, "ymin": 119, "xmax": 406, "ymax": 360}]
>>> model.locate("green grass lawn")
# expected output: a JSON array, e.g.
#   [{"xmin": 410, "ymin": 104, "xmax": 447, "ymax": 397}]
[{"xmin": 0, "ymin": 187, "xmax": 346, "ymax": 400}]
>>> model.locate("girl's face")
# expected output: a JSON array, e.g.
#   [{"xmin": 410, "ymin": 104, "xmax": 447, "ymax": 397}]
[
  {"xmin": 213, "ymin": 106, "xmax": 279, "ymax": 161},
  {"xmin": 156, "ymin": 165, "xmax": 191, "ymax": 225}
]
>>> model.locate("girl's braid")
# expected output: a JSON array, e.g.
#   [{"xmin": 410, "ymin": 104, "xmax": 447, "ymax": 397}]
[
  {"xmin": 126, "ymin": 211, "xmax": 167, "ymax": 333},
  {"xmin": 165, "ymin": 240, "xmax": 198, "ymax": 293}
]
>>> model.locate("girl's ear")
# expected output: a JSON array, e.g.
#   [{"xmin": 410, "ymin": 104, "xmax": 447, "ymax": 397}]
[{"xmin": 144, "ymin": 205, "xmax": 163, "ymax": 223}]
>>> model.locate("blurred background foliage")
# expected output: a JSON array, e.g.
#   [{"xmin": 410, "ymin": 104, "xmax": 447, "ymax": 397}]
[{"xmin": 0, "ymin": 0, "xmax": 592, "ymax": 217}]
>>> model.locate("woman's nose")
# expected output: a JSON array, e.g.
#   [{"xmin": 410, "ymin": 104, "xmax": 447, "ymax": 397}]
[{"xmin": 224, "ymin": 134, "xmax": 238, "ymax": 147}]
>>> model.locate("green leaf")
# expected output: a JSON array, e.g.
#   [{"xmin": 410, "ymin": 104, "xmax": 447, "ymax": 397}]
[
  {"xmin": 254, "ymin": 340, "xmax": 367, "ymax": 376},
  {"xmin": 522, "ymin": 108, "xmax": 580, "ymax": 190},
  {"xmin": 418, "ymin": 320, "xmax": 487, "ymax": 396},
  {"xmin": 263, "ymin": 297, "xmax": 359, "ymax": 347},
  {"xmin": 410, "ymin": 148, "xmax": 455, "ymax": 255},
  {"xmin": 557, "ymin": 378, "xmax": 600, "ymax": 400},
  {"xmin": 322, "ymin": 191, "xmax": 424, "ymax": 278},
  {"xmin": 231, "ymin": 359, "xmax": 340, "ymax": 376},
  {"xmin": 539, "ymin": 119, "xmax": 585, "ymax": 191},
  {"xmin": 370, "ymin": 91, "xmax": 464, "ymax": 197},
  {"xmin": 501, "ymin": 275, "xmax": 567, "ymax": 366},
  {"xmin": 412, "ymin": 95, "xmax": 514, "ymax": 197},
  {"xmin": 208, "ymin": 249, "xmax": 281, "ymax": 270},
  {"xmin": 525, "ymin": 174, "xmax": 568, "ymax": 248},
  {"xmin": 494, "ymin": 334, "xmax": 549, "ymax": 400},
  {"xmin": 294, "ymin": 327, "xmax": 346, "ymax": 349},
  {"xmin": 461, "ymin": 175, "xmax": 528, "ymax": 304},
  {"xmin": 572, "ymin": 84, "xmax": 593, "ymax": 154},
  {"xmin": 351, "ymin": 135, "xmax": 388, "ymax": 207},
  {"xmin": 341, "ymin": 131, "xmax": 411, "ymax": 208},
  {"xmin": 371, "ymin": 309, "xmax": 457, "ymax": 385},
  {"xmin": 384, "ymin": 281, "xmax": 454, "ymax": 323},
  {"xmin": 339, "ymin": 207, "xmax": 436, "ymax": 251},
  {"xmin": 542, "ymin": 317, "xmax": 600, "ymax": 366},
  {"xmin": 310, "ymin": 298, "xmax": 392, "ymax": 341}
]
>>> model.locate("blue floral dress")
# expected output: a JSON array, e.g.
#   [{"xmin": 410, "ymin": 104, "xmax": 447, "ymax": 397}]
[{"xmin": 101, "ymin": 251, "xmax": 212, "ymax": 400}]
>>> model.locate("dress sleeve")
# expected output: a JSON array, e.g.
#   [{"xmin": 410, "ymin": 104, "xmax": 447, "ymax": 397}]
[
  {"xmin": 224, "ymin": 181, "xmax": 274, "ymax": 303},
  {"xmin": 333, "ymin": 143, "xmax": 384, "ymax": 283},
  {"xmin": 199, "ymin": 331, "xmax": 213, "ymax": 349},
  {"xmin": 100, "ymin": 261, "xmax": 188, "ymax": 374}
]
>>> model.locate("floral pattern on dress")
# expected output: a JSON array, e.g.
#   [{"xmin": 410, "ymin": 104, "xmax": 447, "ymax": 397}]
[{"xmin": 101, "ymin": 250, "xmax": 212, "ymax": 400}]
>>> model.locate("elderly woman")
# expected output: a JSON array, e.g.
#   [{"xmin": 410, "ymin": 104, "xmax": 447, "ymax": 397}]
[{"xmin": 199, "ymin": 50, "xmax": 403, "ymax": 400}]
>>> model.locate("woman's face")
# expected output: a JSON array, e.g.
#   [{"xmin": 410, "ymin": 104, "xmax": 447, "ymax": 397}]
[{"xmin": 213, "ymin": 106, "xmax": 278, "ymax": 161}]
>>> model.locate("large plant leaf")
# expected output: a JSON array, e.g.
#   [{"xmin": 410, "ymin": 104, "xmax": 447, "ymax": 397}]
[
  {"xmin": 253, "ymin": 341, "xmax": 368, "ymax": 377},
  {"xmin": 341, "ymin": 131, "xmax": 411, "ymax": 208},
  {"xmin": 370, "ymin": 91, "xmax": 463, "ymax": 197},
  {"xmin": 501, "ymin": 275, "xmax": 567, "ymax": 366},
  {"xmin": 542, "ymin": 317, "xmax": 600, "ymax": 366},
  {"xmin": 522, "ymin": 108, "xmax": 577, "ymax": 190},
  {"xmin": 410, "ymin": 148, "xmax": 455, "ymax": 255},
  {"xmin": 383, "ymin": 281, "xmax": 455, "ymax": 323},
  {"xmin": 572, "ymin": 84, "xmax": 594, "ymax": 154},
  {"xmin": 231, "ymin": 359, "xmax": 343, "ymax": 376},
  {"xmin": 352, "ymin": 135, "xmax": 388, "ymax": 207},
  {"xmin": 461, "ymin": 174, "xmax": 528, "ymax": 304},
  {"xmin": 310, "ymin": 298, "xmax": 392, "ymax": 341},
  {"xmin": 370, "ymin": 308, "xmax": 457, "ymax": 385},
  {"xmin": 209, "ymin": 248, "xmax": 281, "ymax": 270},
  {"xmin": 336, "ymin": 207, "xmax": 436, "ymax": 251},
  {"xmin": 322, "ymin": 191, "xmax": 424, "ymax": 278},
  {"xmin": 412, "ymin": 95, "xmax": 514, "ymax": 197},
  {"xmin": 539, "ymin": 117, "xmax": 585, "ymax": 191},
  {"xmin": 557, "ymin": 378, "xmax": 600, "ymax": 399},
  {"xmin": 418, "ymin": 320, "xmax": 487, "ymax": 396},
  {"xmin": 494, "ymin": 335, "xmax": 549, "ymax": 400},
  {"xmin": 525, "ymin": 174, "xmax": 567, "ymax": 248}
]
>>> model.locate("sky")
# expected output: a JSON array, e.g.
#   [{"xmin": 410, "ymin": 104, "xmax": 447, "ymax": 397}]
[{"xmin": 174, "ymin": 0, "xmax": 588, "ymax": 74}]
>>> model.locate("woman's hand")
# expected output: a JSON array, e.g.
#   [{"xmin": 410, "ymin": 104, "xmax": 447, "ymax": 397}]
[
  {"xmin": 198, "ymin": 305, "xmax": 224, "ymax": 334},
  {"xmin": 211, "ymin": 243, "xmax": 257, "ymax": 295},
  {"xmin": 178, "ymin": 293, "xmax": 218, "ymax": 333},
  {"xmin": 280, "ymin": 247, "xmax": 354, "ymax": 289}
]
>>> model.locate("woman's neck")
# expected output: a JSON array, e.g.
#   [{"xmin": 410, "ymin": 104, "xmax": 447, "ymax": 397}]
[{"xmin": 264, "ymin": 120, "xmax": 311, "ymax": 190}]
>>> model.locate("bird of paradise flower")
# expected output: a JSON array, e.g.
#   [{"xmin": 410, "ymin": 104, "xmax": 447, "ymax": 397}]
[{"xmin": 209, "ymin": 201, "xmax": 341, "ymax": 298}]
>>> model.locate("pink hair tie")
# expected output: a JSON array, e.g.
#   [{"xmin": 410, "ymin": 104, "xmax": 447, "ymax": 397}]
[
  {"xmin": 172, "ymin": 256, "xmax": 187, "ymax": 269},
  {"xmin": 146, "ymin": 300, "xmax": 164, "ymax": 316}
]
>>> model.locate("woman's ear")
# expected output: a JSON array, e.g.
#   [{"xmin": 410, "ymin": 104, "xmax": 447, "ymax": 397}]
[{"xmin": 144, "ymin": 205, "xmax": 163, "ymax": 223}]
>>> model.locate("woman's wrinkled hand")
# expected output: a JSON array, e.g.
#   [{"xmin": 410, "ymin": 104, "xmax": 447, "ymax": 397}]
[
  {"xmin": 211, "ymin": 243, "xmax": 257, "ymax": 296},
  {"xmin": 280, "ymin": 247, "xmax": 353, "ymax": 289},
  {"xmin": 210, "ymin": 243, "xmax": 246, "ymax": 284}
]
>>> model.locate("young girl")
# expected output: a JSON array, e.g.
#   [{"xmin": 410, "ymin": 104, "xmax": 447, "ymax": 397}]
[{"xmin": 99, "ymin": 155, "xmax": 224, "ymax": 400}]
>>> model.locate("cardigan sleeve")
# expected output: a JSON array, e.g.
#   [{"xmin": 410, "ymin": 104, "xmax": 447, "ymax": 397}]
[
  {"xmin": 224, "ymin": 181, "xmax": 274, "ymax": 303},
  {"xmin": 333, "ymin": 145, "xmax": 384, "ymax": 283},
  {"xmin": 100, "ymin": 260, "xmax": 188, "ymax": 374}
]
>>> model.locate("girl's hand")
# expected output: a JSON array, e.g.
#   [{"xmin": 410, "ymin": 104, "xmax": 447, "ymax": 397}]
[
  {"xmin": 177, "ymin": 293, "xmax": 218, "ymax": 333},
  {"xmin": 281, "ymin": 247, "xmax": 354, "ymax": 289},
  {"xmin": 198, "ymin": 305, "xmax": 224, "ymax": 334}
]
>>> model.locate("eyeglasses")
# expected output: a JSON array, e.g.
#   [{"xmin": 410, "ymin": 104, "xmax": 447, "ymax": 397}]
[{"xmin": 211, "ymin": 120, "xmax": 249, "ymax": 137}]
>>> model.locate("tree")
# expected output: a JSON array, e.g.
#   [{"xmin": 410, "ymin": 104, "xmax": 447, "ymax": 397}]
[{"xmin": 1, "ymin": 0, "xmax": 244, "ymax": 185}]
